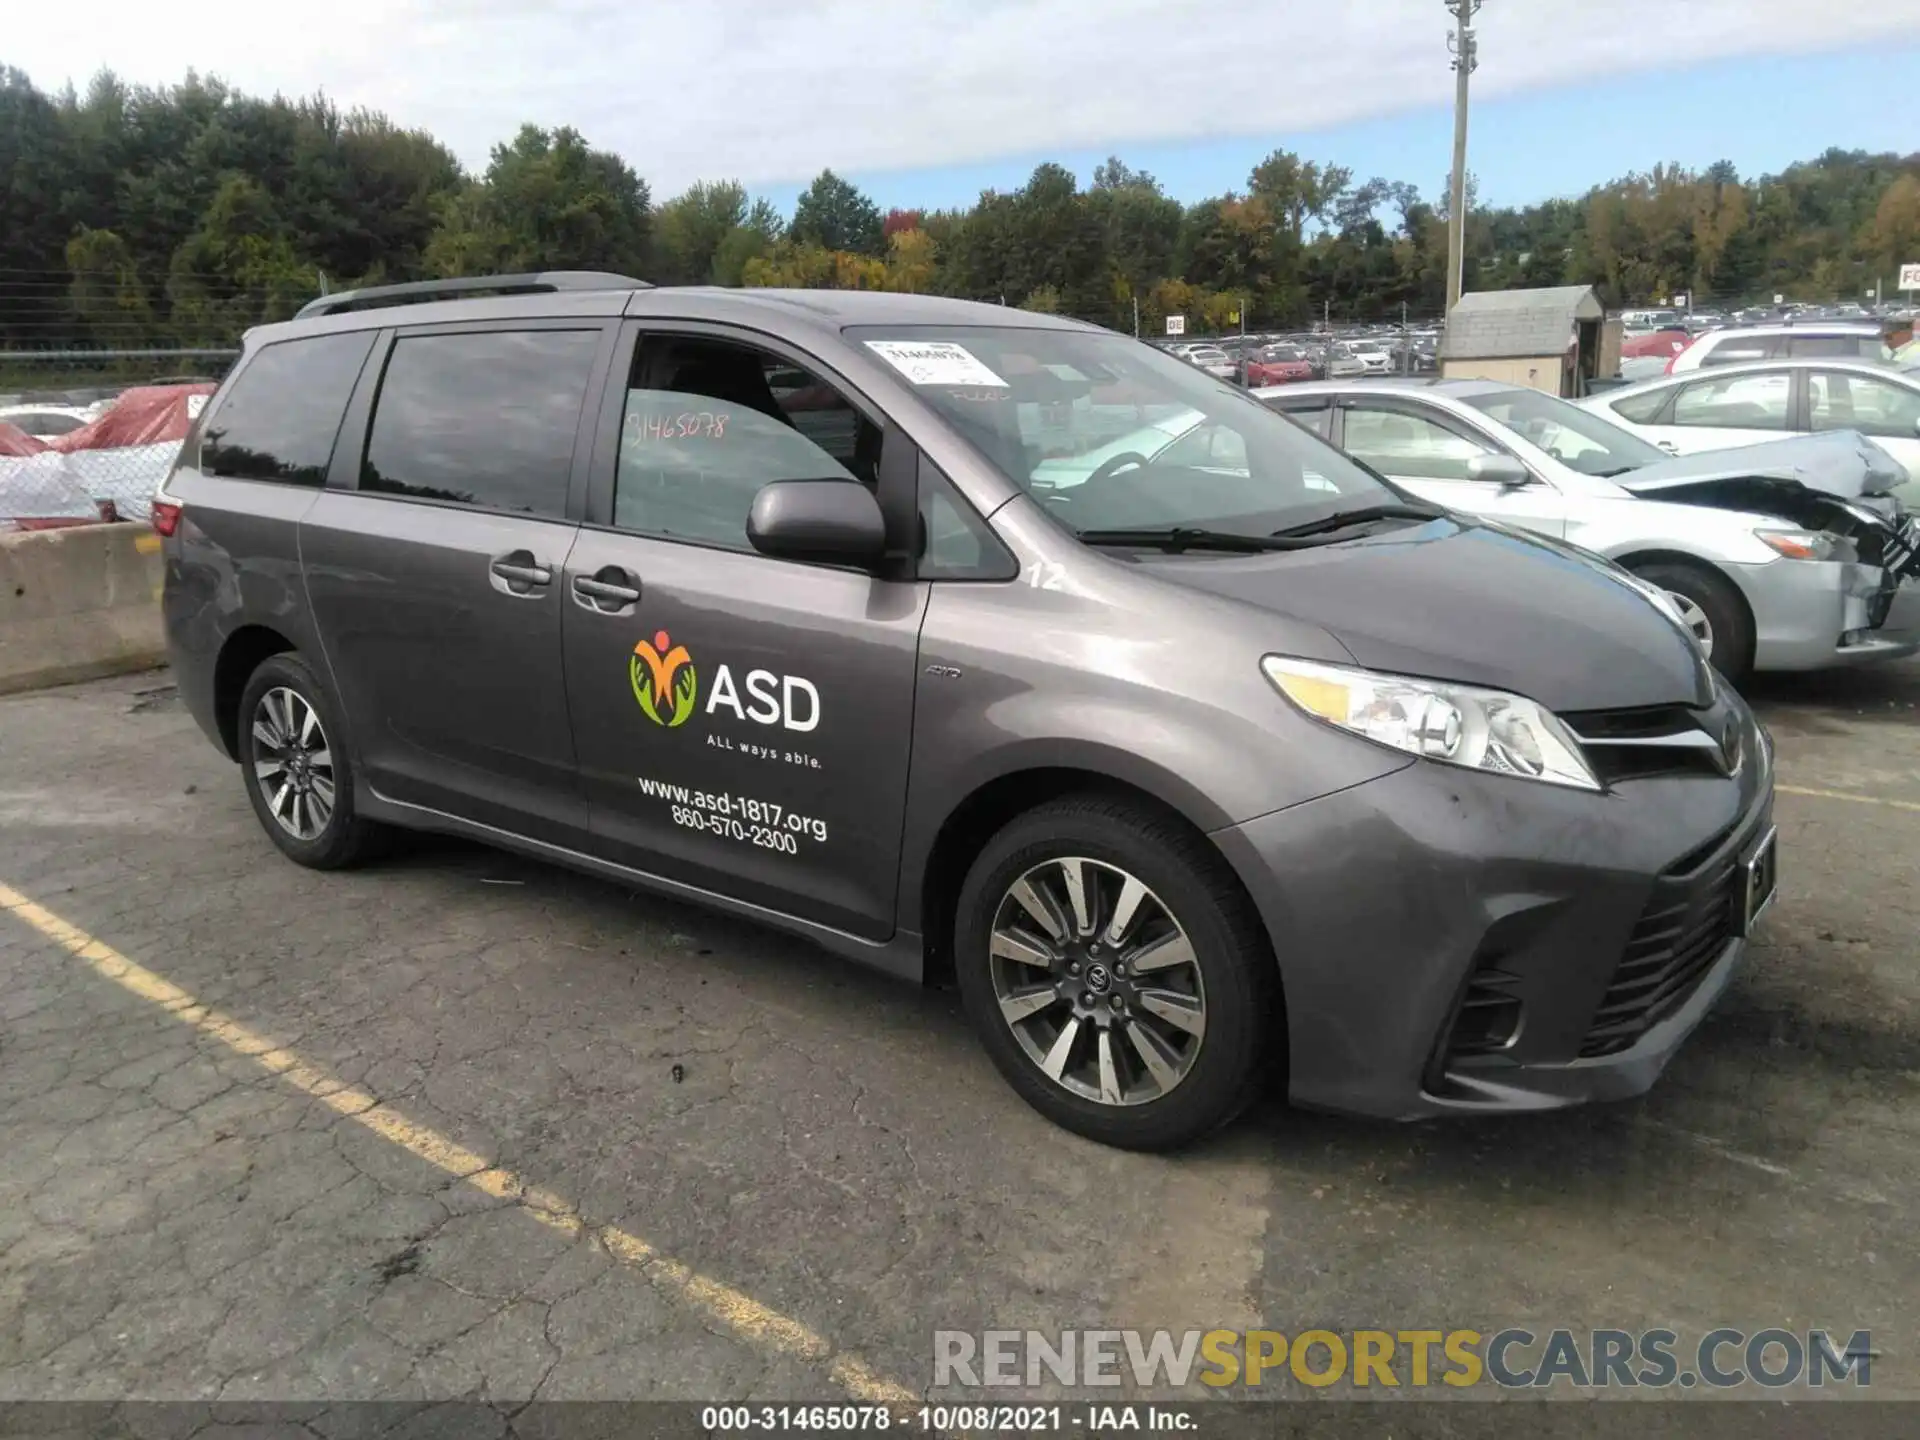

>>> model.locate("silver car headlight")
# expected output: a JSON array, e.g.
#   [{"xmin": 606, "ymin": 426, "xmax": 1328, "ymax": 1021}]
[{"xmin": 1262, "ymin": 656, "xmax": 1601, "ymax": 791}]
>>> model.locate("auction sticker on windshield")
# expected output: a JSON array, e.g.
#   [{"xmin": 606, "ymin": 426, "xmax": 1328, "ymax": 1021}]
[{"xmin": 864, "ymin": 340, "xmax": 1008, "ymax": 388}]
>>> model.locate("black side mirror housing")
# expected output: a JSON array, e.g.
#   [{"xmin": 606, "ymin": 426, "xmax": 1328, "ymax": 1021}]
[{"xmin": 747, "ymin": 480, "xmax": 888, "ymax": 568}]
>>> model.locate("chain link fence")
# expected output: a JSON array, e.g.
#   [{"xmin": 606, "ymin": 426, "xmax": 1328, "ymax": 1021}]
[{"xmin": 0, "ymin": 350, "xmax": 236, "ymax": 528}]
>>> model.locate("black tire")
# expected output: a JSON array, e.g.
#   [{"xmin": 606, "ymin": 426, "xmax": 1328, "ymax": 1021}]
[
  {"xmin": 953, "ymin": 795, "xmax": 1279, "ymax": 1151},
  {"xmin": 237, "ymin": 652, "xmax": 385, "ymax": 869},
  {"xmin": 1629, "ymin": 560, "xmax": 1754, "ymax": 685}
]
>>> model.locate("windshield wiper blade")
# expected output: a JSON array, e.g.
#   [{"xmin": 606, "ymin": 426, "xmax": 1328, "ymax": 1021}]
[
  {"xmin": 1269, "ymin": 503, "xmax": 1444, "ymax": 539},
  {"xmin": 1076, "ymin": 526, "xmax": 1309, "ymax": 553}
]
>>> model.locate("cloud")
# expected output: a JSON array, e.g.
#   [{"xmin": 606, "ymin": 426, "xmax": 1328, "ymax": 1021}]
[{"xmin": 15, "ymin": 0, "xmax": 1920, "ymax": 195}]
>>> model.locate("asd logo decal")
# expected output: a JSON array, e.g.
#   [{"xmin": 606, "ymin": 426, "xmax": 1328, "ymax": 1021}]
[
  {"xmin": 631, "ymin": 630, "xmax": 698, "ymax": 727},
  {"xmin": 629, "ymin": 630, "xmax": 822, "ymax": 734}
]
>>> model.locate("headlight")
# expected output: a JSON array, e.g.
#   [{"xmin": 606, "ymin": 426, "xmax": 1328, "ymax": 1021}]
[
  {"xmin": 1262, "ymin": 656, "xmax": 1601, "ymax": 791},
  {"xmin": 1754, "ymin": 528, "xmax": 1837, "ymax": 561}
]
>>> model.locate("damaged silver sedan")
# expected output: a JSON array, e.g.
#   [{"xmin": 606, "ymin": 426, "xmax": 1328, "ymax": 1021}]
[{"xmin": 1256, "ymin": 378, "xmax": 1920, "ymax": 682}]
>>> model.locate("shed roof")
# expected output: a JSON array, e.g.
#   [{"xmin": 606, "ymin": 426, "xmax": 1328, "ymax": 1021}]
[{"xmin": 1441, "ymin": 285, "xmax": 1604, "ymax": 360}]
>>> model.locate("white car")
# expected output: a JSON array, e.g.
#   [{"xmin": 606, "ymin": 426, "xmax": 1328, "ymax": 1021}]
[
  {"xmin": 1181, "ymin": 346, "xmax": 1239, "ymax": 381},
  {"xmin": 1323, "ymin": 343, "xmax": 1370, "ymax": 379},
  {"xmin": 1666, "ymin": 323, "xmax": 1886, "ymax": 373},
  {"xmin": 0, "ymin": 403, "xmax": 94, "ymax": 440},
  {"xmin": 1580, "ymin": 358, "xmax": 1920, "ymax": 506},
  {"xmin": 1344, "ymin": 340, "xmax": 1394, "ymax": 375},
  {"xmin": 1258, "ymin": 378, "xmax": 1920, "ymax": 682}
]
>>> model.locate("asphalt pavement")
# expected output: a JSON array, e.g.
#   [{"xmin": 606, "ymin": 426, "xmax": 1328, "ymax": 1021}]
[{"xmin": 0, "ymin": 662, "xmax": 1914, "ymax": 1412}]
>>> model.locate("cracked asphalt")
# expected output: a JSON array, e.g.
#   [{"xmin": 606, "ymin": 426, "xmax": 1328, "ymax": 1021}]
[{"xmin": 0, "ymin": 664, "xmax": 1916, "ymax": 1408}]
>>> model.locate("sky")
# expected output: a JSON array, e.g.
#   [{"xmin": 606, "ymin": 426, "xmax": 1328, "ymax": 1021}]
[{"xmin": 12, "ymin": 0, "xmax": 1920, "ymax": 216}]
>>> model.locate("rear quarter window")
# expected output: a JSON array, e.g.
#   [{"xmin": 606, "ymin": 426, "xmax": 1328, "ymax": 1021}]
[{"xmin": 201, "ymin": 331, "xmax": 376, "ymax": 485}]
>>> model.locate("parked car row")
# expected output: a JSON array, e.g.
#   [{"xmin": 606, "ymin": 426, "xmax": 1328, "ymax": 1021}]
[
  {"xmin": 1161, "ymin": 325, "xmax": 1442, "ymax": 386},
  {"xmin": 1254, "ymin": 377, "xmax": 1919, "ymax": 684}
]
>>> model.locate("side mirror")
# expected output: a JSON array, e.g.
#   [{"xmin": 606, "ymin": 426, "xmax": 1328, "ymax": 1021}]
[
  {"xmin": 1466, "ymin": 454, "xmax": 1533, "ymax": 488},
  {"xmin": 747, "ymin": 480, "xmax": 888, "ymax": 567}
]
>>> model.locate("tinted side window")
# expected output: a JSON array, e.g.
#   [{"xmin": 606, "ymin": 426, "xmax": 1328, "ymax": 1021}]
[
  {"xmin": 612, "ymin": 337, "xmax": 879, "ymax": 552},
  {"xmin": 361, "ymin": 330, "xmax": 599, "ymax": 518},
  {"xmin": 202, "ymin": 332, "xmax": 374, "ymax": 485},
  {"xmin": 1671, "ymin": 372, "xmax": 1790, "ymax": 430}
]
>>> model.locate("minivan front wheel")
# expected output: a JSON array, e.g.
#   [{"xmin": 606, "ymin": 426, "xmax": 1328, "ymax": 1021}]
[
  {"xmin": 238, "ymin": 653, "xmax": 383, "ymax": 869},
  {"xmin": 954, "ymin": 796, "xmax": 1276, "ymax": 1150}
]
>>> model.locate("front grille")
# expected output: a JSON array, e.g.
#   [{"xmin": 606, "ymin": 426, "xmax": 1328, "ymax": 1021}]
[
  {"xmin": 1579, "ymin": 839, "xmax": 1740, "ymax": 1058},
  {"xmin": 1562, "ymin": 705, "xmax": 1729, "ymax": 785}
]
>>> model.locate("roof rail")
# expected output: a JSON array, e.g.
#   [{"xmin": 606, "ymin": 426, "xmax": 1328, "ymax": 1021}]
[{"xmin": 295, "ymin": 271, "xmax": 650, "ymax": 319}]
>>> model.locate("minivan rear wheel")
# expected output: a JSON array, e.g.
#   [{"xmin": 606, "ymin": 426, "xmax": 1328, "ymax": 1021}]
[
  {"xmin": 238, "ymin": 653, "xmax": 384, "ymax": 869},
  {"xmin": 953, "ymin": 796, "xmax": 1277, "ymax": 1150}
]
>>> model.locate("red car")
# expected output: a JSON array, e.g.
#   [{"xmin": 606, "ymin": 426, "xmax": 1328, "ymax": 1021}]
[{"xmin": 1244, "ymin": 356, "xmax": 1313, "ymax": 386}]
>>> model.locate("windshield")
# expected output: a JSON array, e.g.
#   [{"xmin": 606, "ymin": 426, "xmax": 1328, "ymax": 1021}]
[
  {"xmin": 851, "ymin": 326, "xmax": 1396, "ymax": 538},
  {"xmin": 1460, "ymin": 386, "xmax": 1670, "ymax": 477}
]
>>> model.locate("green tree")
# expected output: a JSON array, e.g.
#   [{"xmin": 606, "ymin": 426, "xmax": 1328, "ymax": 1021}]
[
  {"xmin": 789, "ymin": 169, "xmax": 884, "ymax": 256},
  {"xmin": 654, "ymin": 180, "xmax": 749, "ymax": 284},
  {"xmin": 66, "ymin": 227, "xmax": 154, "ymax": 344},
  {"xmin": 426, "ymin": 124, "xmax": 651, "ymax": 277}
]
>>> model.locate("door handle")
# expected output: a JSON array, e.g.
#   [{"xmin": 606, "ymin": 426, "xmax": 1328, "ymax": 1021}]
[
  {"xmin": 490, "ymin": 551, "xmax": 552, "ymax": 588},
  {"xmin": 574, "ymin": 575, "xmax": 641, "ymax": 604},
  {"xmin": 571, "ymin": 566, "xmax": 641, "ymax": 613}
]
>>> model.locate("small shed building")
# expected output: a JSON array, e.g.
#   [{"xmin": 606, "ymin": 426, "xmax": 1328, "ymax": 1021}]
[{"xmin": 1440, "ymin": 285, "xmax": 1618, "ymax": 397}]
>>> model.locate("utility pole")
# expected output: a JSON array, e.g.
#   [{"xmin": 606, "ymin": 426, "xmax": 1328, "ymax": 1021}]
[
  {"xmin": 1133, "ymin": 292, "xmax": 1140, "ymax": 338},
  {"xmin": 1445, "ymin": 0, "xmax": 1481, "ymax": 317}
]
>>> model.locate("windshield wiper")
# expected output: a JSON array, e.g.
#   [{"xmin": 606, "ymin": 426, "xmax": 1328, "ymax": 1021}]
[
  {"xmin": 1269, "ymin": 503, "xmax": 1444, "ymax": 539},
  {"xmin": 1076, "ymin": 526, "xmax": 1310, "ymax": 553}
]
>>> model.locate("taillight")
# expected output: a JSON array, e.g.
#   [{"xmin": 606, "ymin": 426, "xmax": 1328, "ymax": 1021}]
[{"xmin": 151, "ymin": 500, "xmax": 183, "ymax": 537}]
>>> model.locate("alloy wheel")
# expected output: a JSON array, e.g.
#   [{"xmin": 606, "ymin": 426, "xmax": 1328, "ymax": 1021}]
[
  {"xmin": 1665, "ymin": 591, "xmax": 1715, "ymax": 658},
  {"xmin": 251, "ymin": 686, "xmax": 335, "ymax": 841},
  {"xmin": 987, "ymin": 857, "xmax": 1207, "ymax": 1107}
]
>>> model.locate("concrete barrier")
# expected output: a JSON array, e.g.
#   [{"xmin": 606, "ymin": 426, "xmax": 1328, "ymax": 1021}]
[{"xmin": 0, "ymin": 523, "xmax": 166, "ymax": 695}]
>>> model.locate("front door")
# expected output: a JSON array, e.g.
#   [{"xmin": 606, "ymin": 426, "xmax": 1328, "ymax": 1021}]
[
  {"xmin": 562, "ymin": 326, "xmax": 926, "ymax": 939},
  {"xmin": 1334, "ymin": 398, "xmax": 1568, "ymax": 538},
  {"xmin": 302, "ymin": 322, "xmax": 609, "ymax": 843}
]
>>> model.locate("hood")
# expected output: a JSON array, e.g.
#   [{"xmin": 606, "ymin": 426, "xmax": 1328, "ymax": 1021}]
[
  {"xmin": 1616, "ymin": 431, "xmax": 1904, "ymax": 500},
  {"xmin": 1158, "ymin": 517, "xmax": 1713, "ymax": 712}
]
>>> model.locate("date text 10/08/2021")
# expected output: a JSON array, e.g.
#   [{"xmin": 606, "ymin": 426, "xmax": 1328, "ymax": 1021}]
[{"xmin": 701, "ymin": 1406, "xmax": 1194, "ymax": 1431}]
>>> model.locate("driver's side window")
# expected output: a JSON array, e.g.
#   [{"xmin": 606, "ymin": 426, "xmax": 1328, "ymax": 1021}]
[
  {"xmin": 613, "ymin": 336, "xmax": 879, "ymax": 551},
  {"xmin": 1341, "ymin": 405, "xmax": 1491, "ymax": 480}
]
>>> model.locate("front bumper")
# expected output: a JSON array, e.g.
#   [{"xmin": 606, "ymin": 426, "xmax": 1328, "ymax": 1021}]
[
  {"xmin": 1739, "ymin": 557, "xmax": 1919, "ymax": 671},
  {"xmin": 1212, "ymin": 703, "xmax": 1774, "ymax": 1120}
]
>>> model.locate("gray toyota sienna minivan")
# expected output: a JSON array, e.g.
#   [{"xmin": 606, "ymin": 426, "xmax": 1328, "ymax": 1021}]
[{"xmin": 158, "ymin": 272, "xmax": 1777, "ymax": 1149}]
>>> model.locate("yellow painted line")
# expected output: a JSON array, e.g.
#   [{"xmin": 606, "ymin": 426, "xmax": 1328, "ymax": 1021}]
[
  {"xmin": 1777, "ymin": 783, "xmax": 1920, "ymax": 814},
  {"xmin": 0, "ymin": 881, "xmax": 916, "ymax": 1406},
  {"xmin": 132, "ymin": 533, "xmax": 162, "ymax": 555}
]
